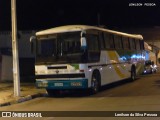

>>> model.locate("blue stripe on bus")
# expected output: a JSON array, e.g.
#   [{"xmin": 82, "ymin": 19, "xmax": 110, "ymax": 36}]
[{"xmin": 36, "ymin": 79, "xmax": 88, "ymax": 89}]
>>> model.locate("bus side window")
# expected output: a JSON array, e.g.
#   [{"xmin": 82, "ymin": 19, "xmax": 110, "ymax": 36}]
[
  {"xmin": 87, "ymin": 34, "xmax": 100, "ymax": 62},
  {"xmin": 109, "ymin": 34, "xmax": 115, "ymax": 49},
  {"xmin": 103, "ymin": 33, "xmax": 115, "ymax": 49},
  {"xmin": 129, "ymin": 38, "xmax": 136, "ymax": 50},
  {"xmin": 122, "ymin": 37, "xmax": 130, "ymax": 49},
  {"xmin": 114, "ymin": 35, "xmax": 122, "ymax": 49},
  {"xmin": 99, "ymin": 32, "xmax": 105, "ymax": 50},
  {"xmin": 87, "ymin": 34, "xmax": 99, "ymax": 51},
  {"xmin": 140, "ymin": 40, "xmax": 144, "ymax": 50},
  {"xmin": 135, "ymin": 39, "xmax": 140, "ymax": 50},
  {"xmin": 103, "ymin": 33, "xmax": 110, "ymax": 49}
]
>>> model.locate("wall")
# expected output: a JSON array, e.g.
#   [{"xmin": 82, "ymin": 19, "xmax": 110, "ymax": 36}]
[
  {"xmin": 0, "ymin": 31, "xmax": 36, "ymax": 82},
  {"xmin": 0, "ymin": 30, "xmax": 36, "ymax": 58},
  {"xmin": 0, "ymin": 55, "xmax": 13, "ymax": 81},
  {"xmin": 0, "ymin": 55, "xmax": 35, "ymax": 82}
]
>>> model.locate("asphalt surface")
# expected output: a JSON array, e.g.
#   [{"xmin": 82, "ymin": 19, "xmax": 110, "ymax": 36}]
[{"xmin": 0, "ymin": 71, "xmax": 160, "ymax": 120}]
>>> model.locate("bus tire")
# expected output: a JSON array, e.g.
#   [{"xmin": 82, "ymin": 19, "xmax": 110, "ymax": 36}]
[
  {"xmin": 91, "ymin": 70, "xmax": 101, "ymax": 94},
  {"xmin": 130, "ymin": 67, "xmax": 136, "ymax": 81}
]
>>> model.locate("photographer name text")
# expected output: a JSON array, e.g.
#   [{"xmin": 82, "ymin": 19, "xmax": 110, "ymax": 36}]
[{"xmin": 129, "ymin": 3, "xmax": 156, "ymax": 7}]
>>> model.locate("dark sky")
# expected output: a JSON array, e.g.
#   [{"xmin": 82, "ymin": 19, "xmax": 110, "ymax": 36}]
[{"xmin": 0, "ymin": 0, "xmax": 160, "ymax": 31}]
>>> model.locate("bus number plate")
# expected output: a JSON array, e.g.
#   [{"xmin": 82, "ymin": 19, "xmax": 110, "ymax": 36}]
[
  {"xmin": 54, "ymin": 83, "xmax": 63, "ymax": 86},
  {"xmin": 38, "ymin": 82, "xmax": 48, "ymax": 87}
]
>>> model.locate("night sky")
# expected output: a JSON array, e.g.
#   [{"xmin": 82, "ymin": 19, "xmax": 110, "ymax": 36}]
[{"xmin": 0, "ymin": 0, "xmax": 160, "ymax": 31}]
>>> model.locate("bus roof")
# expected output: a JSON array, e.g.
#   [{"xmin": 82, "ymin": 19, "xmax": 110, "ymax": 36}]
[{"xmin": 36, "ymin": 25, "xmax": 143, "ymax": 40}]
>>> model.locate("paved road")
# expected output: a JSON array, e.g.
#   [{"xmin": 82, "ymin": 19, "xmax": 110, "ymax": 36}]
[
  {"xmin": 94, "ymin": 73, "xmax": 160, "ymax": 97},
  {"xmin": 0, "ymin": 72, "xmax": 160, "ymax": 120}
]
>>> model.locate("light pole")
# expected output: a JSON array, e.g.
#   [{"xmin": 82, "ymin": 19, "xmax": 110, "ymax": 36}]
[{"xmin": 11, "ymin": 0, "xmax": 20, "ymax": 97}]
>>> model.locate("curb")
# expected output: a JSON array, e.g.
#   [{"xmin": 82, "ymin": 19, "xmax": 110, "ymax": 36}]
[{"xmin": 0, "ymin": 93, "xmax": 48, "ymax": 107}]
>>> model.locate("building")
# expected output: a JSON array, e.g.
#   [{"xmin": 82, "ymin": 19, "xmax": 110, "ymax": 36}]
[{"xmin": 0, "ymin": 30, "xmax": 35, "ymax": 81}]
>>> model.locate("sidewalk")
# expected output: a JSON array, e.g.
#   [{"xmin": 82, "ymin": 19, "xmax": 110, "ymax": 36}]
[{"xmin": 0, "ymin": 82, "xmax": 46, "ymax": 107}]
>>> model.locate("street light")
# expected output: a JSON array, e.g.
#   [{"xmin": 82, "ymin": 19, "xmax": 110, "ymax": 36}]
[{"xmin": 11, "ymin": 0, "xmax": 20, "ymax": 97}]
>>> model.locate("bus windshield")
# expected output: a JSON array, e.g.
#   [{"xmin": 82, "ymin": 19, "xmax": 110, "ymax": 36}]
[{"xmin": 36, "ymin": 31, "xmax": 87, "ymax": 65}]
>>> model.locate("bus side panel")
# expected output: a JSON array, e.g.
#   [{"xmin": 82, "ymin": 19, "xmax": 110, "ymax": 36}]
[{"xmin": 99, "ymin": 51, "xmax": 131, "ymax": 86}]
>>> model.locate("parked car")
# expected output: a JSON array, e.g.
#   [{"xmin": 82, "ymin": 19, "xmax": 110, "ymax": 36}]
[{"xmin": 143, "ymin": 60, "xmax": 157, "ymax": 74}]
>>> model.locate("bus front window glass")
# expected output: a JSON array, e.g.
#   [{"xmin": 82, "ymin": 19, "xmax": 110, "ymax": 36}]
[
  {"xmin": 37, "ymin": 38, "xmax": 56, "ymax": 57},
  {"xmin": 36, "ymin": 31, "xmax": 87, "ymax": 64}
]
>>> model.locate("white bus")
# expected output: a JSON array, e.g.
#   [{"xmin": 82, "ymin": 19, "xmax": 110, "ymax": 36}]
[{"xmin": 30, "ymin": 25, "xmax": 145, "ymax": 95}]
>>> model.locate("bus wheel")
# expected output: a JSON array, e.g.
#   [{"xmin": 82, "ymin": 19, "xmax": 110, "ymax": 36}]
[
  {"xmin": 91, "ymin": 71, "xmax": 100, "ymax": 94},
  {"xmin": 130, "ymin": 69, "xmax": 136, "ymax": 81}
]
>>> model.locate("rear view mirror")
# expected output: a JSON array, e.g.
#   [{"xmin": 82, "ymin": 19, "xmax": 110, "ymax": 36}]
[
  {"xmin": 30, "ymin": 36, "xmax": 36, "ymax": 54},
  {"xmin": 80, "ymin": 31, "xmax": 87, "ymax": 49}
]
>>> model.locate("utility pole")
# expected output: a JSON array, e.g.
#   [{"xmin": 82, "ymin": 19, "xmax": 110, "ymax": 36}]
[{"xmin": 11, "ymin": 0, "xmax": 20, "ymax": 97}]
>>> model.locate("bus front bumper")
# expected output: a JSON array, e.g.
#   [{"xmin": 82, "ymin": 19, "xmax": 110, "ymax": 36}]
[{"xmin": 36, "ymin": 78, "xmax": 88, "ymax": 90}]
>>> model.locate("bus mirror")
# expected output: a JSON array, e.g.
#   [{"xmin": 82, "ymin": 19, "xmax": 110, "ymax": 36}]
[
  {"xmin": 81, "ymin": 37, "xmax": 87, "ymax": 49},
  {"xmin": 30, "ymin": 36, "xmax": 36, "ymax": 54},
  {"xmin": 80, "ymin": 31, "xmax": 87, "ymax": 49}
]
